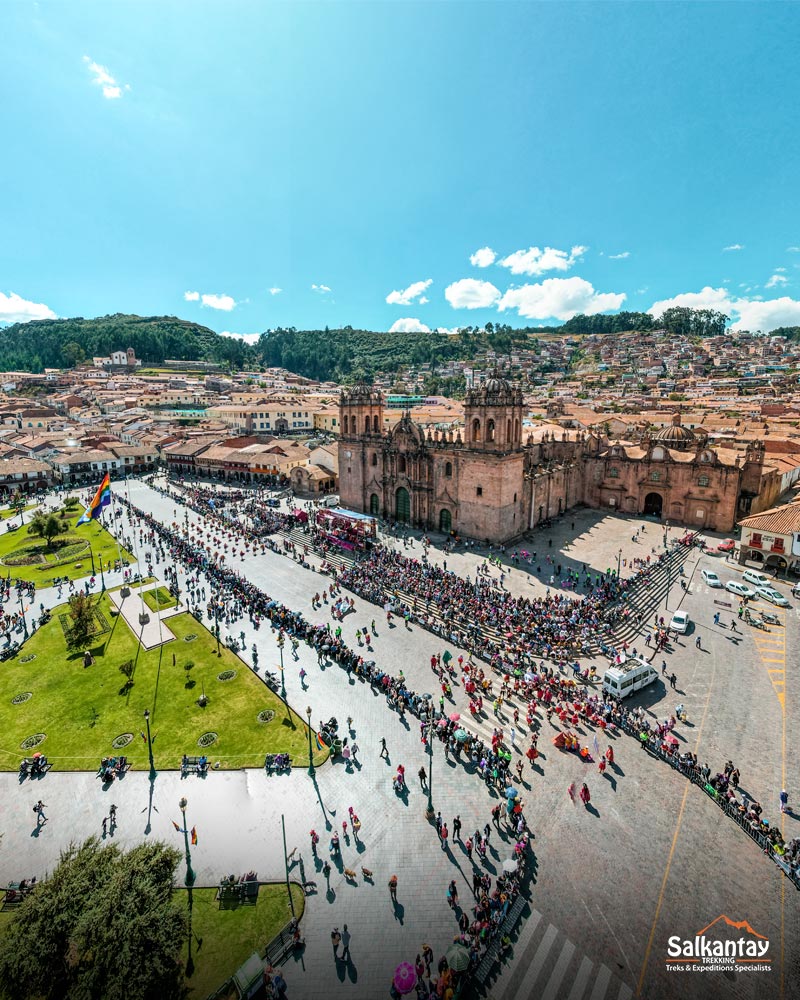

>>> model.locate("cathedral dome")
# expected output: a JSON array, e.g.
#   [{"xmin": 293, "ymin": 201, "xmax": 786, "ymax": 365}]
[
  {"xmin": 483, "ymin": 374, "xmax": 512, "ymax": 395},
  {"xmin": 652, "ymin": 412, "xmax": 695, "ymax": 447}
]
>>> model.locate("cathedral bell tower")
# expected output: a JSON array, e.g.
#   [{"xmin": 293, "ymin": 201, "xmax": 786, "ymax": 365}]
[
  {"xmin": 463, "ymin": 373, "xmax": 523, "ymax": 452},
  {"xmin": 339, "ymin": 382, "xmax": 384, "ymax": 439}
]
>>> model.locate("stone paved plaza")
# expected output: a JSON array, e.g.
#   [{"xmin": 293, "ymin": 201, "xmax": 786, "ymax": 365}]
[{"xmin": 1, "ymin": 479, "xmax": 797, "ymax": 1000}]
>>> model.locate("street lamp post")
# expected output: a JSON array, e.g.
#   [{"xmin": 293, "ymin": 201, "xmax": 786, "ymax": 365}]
[
  {"xmin": 18, "ymin": 589, "xmax": 28, "ymax": 640},
  {"xmin": 425, "ymin": 712, "xmax": 434, "ymax": 821},
  {"xmin": 143, "ymin": 708, "xmax": 156, "ymax": 778},
  {"xmin": 213, "ymin": 604, "xmax": 221, "ymax": 656},
  {"xmin": 178, "ymin": 797, "xmax": 196, "ymax": 886},
  {"xmin": 617, "ymin": 547, "xmax": 622, "ymax": 578},
  {"xmin": 89, "ymin": 544, "xmax": 96, "ymax": 577},
  {"xmin": 277, "ymin": 634, "xmax": 286, "ymax": 699},
  {"xmin": 306, "ymin": 706, "xmax": 315, "ymax": 776},
  {"xmin": 99, "ymin": 556, "xmax": 106, "ymax": 593}
]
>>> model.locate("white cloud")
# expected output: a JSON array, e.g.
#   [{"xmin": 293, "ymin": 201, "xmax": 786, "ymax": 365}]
[
  {"xmin": 184, "ymin": 290, "xmax": 200, "ymax": 302},
  {"xmin": 385, "ymin": 278, "xmax": 433, "ymax": 306},
  {"xmin": 311, "ymin": 284, "xmax": 331, "ymax": 293},
  {"xmin": 83, "ymin": 55, "xmax": 127, "ymax": 99},
  {"xmin": 731, "ymin": 297, "xmax": 800, "ymax": 332},
  {"xmin": 766, "ymin": 273, "xmax": 788, "ymax": 288},
  {"xmin": 0, "ymin": 291, "xmax": 57, "ymax": 324},
  {"xmin": 389, "ymin": 318, "xmax": 431, "ymax": 333},
  {"xmin": 499, "ymin": 244, "xmax": 587, "ymax": 276},
  {"xmin": 608, "ymin": 251, "xmax": 631, "ymax": 260},
  {"xmin": 498, "ymin": 277, "xmax": 625, "ymax": 321},
  {"xmin": 436, "ymin": 326, "xmax": 460, "ymax": 336},
  {"xmin": 444, "ymin": 278, "xmax": 501, "ymax": 310},
  {"xmin": 268, "ymin": 287, "xmax": 282, "ymax": 296},
  {"xmin": 419, "ymin": 296, "xmax": 429, "ymax": 304},
  {"xmin": 648, "ymin": 285, "xmax": 800, "ymax": 332},
  {"xmin": 722, "ymin": 244, "xmax": 744, "ymax": 251},
  {"xmin": 200, "ymin": 293, "xmax": 236, "ymax": 311},
  {"xmin": 787, "ymin": 247, "xmax": 800, "ymax": 253},
  {"xmin": 649, "ymin": 286, "xmax": 732, "ymax": 317},
  {"xmin": 220, "ymin": 331, "xmax": 260, "ymax": 345},
  {"xmin": 775, "ymin": 267, "xmax": 787, "ymax": 272},
  {"xmin": 469, "ymin": 246, "xmax": 497, "ymax": 268}
]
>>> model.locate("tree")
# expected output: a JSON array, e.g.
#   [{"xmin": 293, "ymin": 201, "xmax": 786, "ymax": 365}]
[
  {"xmin": 61, "ymin": 341, "xmax": 86, "ymax": 367},
  {"xmin": 27, "ymin": 513, "xmax": 65, "ymax": 549},
  {"xmin": 0, "ymin": 838, "xmax": 187, "ymax": 1000},
  {"xmin": 66, "ymin": 592, "xmax": 98, "ymax": 650}
]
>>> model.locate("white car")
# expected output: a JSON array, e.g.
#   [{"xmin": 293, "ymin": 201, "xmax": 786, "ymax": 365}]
[
  {"xmin": 701, "ymin": 569, "xmax": 722, "ymax": 588},
  {"xmin": 669, "ymin": 610, "xmax": 690, "ymax": 634},
  {"xmin": 756, "ymin": 585, "xmax": 790, "ymax": 607},
  {"xmin": 726, "ymin": 580, "xmax": 756, "ymax": 598},
  {"xmin": 743, "ymin": 569, "xmax": 770, "ymax": 588}
]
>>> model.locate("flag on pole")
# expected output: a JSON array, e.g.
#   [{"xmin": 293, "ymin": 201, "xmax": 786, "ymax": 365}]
[
  {"xmin": 315, "ymin": 732, "xmax": 324, "ymax": 751},
  {"xmin": 172, "ymin": 820, "xmax": 181, "ymax": 832},
  {"xmin": 190, "ymin": 826, "xmax": 197, "ymax": 845},
  {"xmin": 77, "ymin": 473, "xmax": 111, "ymax": 525}
]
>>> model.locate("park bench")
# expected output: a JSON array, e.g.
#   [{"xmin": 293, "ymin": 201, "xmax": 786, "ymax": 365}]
[
  {"xmin": 19, "ymin": 757, "xmax": 51, "ymax": 777},
  {"xmin": 181, "ymin": 755, "xmax": 209, "ymax": 776}
]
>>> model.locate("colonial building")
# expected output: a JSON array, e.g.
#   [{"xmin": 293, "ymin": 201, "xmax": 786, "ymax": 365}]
[{"xmin": 338, "ymin": 378, "xmax": 765, "ymax": 543}]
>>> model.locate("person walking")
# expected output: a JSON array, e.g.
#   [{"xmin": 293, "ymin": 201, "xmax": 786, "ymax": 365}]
[
  {"xmin": 695, "ymin": 636, "xmax": 702, "ymax": 650},
  {"xmin": 730, "ymin": 620, "xmax": 739, "ymax": 633},
  {"xmin": 379, "ymin": 737, "xmax": 388, "ymax": 759},
  {"xmin": 579, "ymin": 783, "xmax": 591, "ymax": 807},
  {"xmin": 109, "ymin": 803, "xmax": 117, "ymax": 829},
  {"xmin": 452, "ymin": 815, "xmax": 461, "ymax": 840},
  {"xmin": 388, "ymin": 874, "xmax": 398, "ymax": 902},
  {"xmin": 331, "ymin": 927, "xmax": 341, "ymax": 958},
  {"xmin": 34, "ymin": 800, "xmax": 47, "ymax": 827},
  {"xmin": 670, "ymin": 672, "xmax": 677, "ymax": 689},
  {"xmin": 440, "ymin": 822, "xmax": 449, "ymax": 850},
  {"xmin": 101, "ymin": 816, "xmax": 108, "ymax": 837},
  {"xmin": 567, "ymin": 782, "xmax": 576, "ymax": 803},
  {"xmin": 341, "ymin": 924, "xmax": 351, "ymax": 961},
  {"xmin": 418, "ymin": 766, "xmax": 427, "ymax": 788},
  {"xmin": 780, "ymin": 789, "xmax": 789, "ymax": 813}
]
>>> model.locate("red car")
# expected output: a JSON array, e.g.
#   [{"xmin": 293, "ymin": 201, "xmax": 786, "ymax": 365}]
[{"xmin": 716, "ymin": 539, "xmax": 736, "ymax": 552}]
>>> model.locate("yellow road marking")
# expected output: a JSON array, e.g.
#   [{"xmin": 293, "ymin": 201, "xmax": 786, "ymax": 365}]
[{"xmin": 636, "ymin": 657, "xmax": 716, "ymax": 996}]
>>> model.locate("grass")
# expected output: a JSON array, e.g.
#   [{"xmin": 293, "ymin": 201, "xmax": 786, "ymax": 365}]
[
  {"xmin": 0, "ymin": 512, "xmax": 133, "ymax": 584},
  {"xmin": 0, "ymin": 592, "xmax": 327, "ymax": 771},
  {"xmin": 0, "ymin": 884, "xmax": 303, "ymax": 1000},
  {"xmin": 0, "ymin": 503, "xmax": 38, "ymax": 520},
  {"xmin": 142, "ymin": 587, "xmax": 177, "ymax": 612},
  {"xmin": 182, "ymin": 883, "xmax": 304, "ymax": 999}
]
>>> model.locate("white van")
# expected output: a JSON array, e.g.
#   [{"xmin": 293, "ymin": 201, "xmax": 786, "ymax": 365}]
[
  {"xmin": 743, "ymin": 569, "xmax": 770, "ymax": 588},
  {"xmin": 602, "ymin": 657, "xmax": 659, "ymax": 700}
]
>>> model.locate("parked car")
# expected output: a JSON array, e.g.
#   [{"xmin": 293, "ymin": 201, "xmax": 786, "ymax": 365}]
[
  {"xmin": 726, "ymin": 580, "xmax": 756, "ymax": 598},
  {"xmin": 716, "ymin": 539, "xmax": 736, "ymax": 553},
  {"xmin": 756, "ymin": 585, "xmax": 790, "ymax": 608},
  {"xmin": 743, "ymin": 569, "xmax": 771, "ymax": 588},
  {"xmin": 669, "ymin": 610, "xmax": 691, "ymax": 634},
  {"xmin": 701, "ymin": 569, "xmax": 722, "ymax": 587}
]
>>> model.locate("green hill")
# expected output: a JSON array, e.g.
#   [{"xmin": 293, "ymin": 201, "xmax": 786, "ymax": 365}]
[{"xmin": 0, "ymin": 314, "xmax": 247, "ymax": 372}]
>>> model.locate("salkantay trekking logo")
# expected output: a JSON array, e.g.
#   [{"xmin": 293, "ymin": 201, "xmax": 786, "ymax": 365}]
[{"xmin": 666, "ymin": 915, "xmax": 771, "ymax": 973}]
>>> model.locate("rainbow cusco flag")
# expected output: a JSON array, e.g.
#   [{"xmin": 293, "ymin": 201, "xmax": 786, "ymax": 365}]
[{"xmin": 77, "ymin": 473, "xmax": 111, "ymax": 525}]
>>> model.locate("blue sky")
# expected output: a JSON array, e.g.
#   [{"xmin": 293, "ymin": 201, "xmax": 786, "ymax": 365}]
[{"xmin": 2, "ymin": 1, "xmax": 800, "ymax": 338}]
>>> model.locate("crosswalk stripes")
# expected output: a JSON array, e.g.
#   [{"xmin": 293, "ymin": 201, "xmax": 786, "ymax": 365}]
[{"xmin": 489, "ymin": 903, "xmax": 633, "ymax": 1000}]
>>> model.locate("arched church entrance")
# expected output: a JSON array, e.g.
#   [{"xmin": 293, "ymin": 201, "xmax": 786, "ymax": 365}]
[
  {"xmin": 395, "ymin": 487, "xmax": 411, "ymax": 523},
  {"xmin": 643, "ymin": 492, "xmax": 663, "ymax": 517},
  {"xmin": 439, "ymin": 508, "xmax": 452, "ymax": 533}
]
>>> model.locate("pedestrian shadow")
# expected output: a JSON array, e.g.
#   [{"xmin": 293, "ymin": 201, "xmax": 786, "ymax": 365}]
[
  {"xmin": 584, "ymin": 803, "xmax": 600, "ymax": 817},
  {"xmin": 603, "ymin": 773, "xmax": 618, "ymax": 792},
  {"xmin": 326, "ymin": 886, "xmax": 336, "ymax": 903},
  {"xmin": 392, "ymin": 900, "xmax": 404, "ymax": 924}
]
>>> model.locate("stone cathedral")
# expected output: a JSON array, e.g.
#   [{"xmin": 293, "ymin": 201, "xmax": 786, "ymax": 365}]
[{"xmin": 337, "ymin": 377, "xmax": 764, "ymax": 543}]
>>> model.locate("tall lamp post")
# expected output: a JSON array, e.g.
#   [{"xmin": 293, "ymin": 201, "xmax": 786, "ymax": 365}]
[
  {"xmin": 213, "ymin": 604, "xmax": 221, "ymax": 657},
  {"xmin": 616, "ymin": 547, "xmax": 622, "ymax": 578},
  {"xmin": 99, "ymin": 555, "xmax": 106, "ymax": 593},
  {"xmin": 306, "ymin": 706, "xmax": 315, "ymax": 776},
  {"xmin": 277, "ymin": 633, "xmax": 286, "ymax": 699},
  {"xmin": 18, "ymin": 589, "xmax": 28, "ymax": 640},
  {"xmin": 425, "ymin": 712, "xmax": 434, "ymax": 821},
  {"xmin": 143, "ymin": 708, "xmax": 156, "ymax": 778},
  {"xmin": 178, "ymin": 797, "xmax": 196, "ymax": 886}
]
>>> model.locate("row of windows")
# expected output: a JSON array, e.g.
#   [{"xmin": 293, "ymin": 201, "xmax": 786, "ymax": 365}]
[
  {"xmin": 471, "ymin": 417, "xmax": 521, "ymax": 443},
  {"xmin": 344, "ymin": 414, "xmax": 380, "ymax": 434}
]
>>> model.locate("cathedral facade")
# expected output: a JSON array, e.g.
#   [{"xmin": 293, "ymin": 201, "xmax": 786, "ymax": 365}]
[{"xmin": 337, "ymin": 378, "xmax": 764, "ymax": 543}]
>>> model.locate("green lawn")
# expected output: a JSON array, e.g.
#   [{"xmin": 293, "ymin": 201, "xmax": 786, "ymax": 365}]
[
  {"xmin": 0, "ymin": 512, "xmax": 134, "ymax": 584},
  {"xmin": 0, "ymin": 503, "xmax": 38, "ymax": 520},
  {"xmin": 143, "ymin": 587, "xmax": 177, "ymax": 612},
  {"xmin": 182, "ymin": 883, "xmax": 304, "ymax": 999},
  {"xmin": 0, "ymin": 883, "xmax": 303, "ymax": 1000},
  {"xmin": 0, "ymin": 594, "xmax": 327, "ymax": 771}
]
